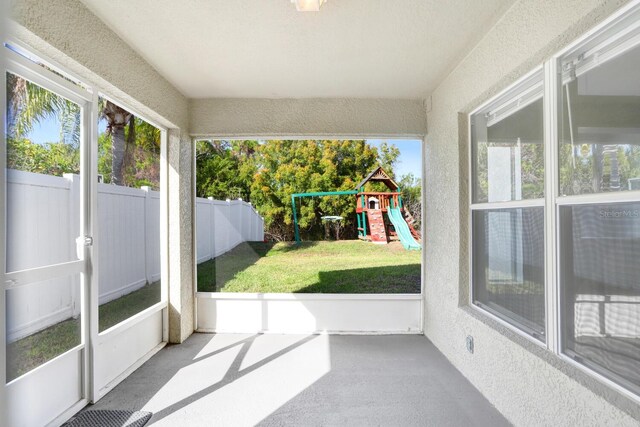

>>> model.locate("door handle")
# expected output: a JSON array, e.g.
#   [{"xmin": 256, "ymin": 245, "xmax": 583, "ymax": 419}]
[{"xmin": 76, "ymin": 236, "xmax": 93, "ymax": 259}]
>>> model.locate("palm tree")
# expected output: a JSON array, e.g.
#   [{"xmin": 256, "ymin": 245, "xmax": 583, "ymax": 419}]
[
  {"xmin": 7, "ymin": 72, "xmax": 80, "ymax": 145},
  {"xmin": 8, "ymin": 73, "xmax": 144, "ymax": 186},
  {"xmin": 100, "ymin": 100, "xmax": 132, "ymax": 185}
]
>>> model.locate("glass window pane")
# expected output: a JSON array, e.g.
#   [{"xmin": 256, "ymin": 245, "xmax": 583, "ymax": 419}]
[
  {"xmin": 472, "ymin": 92, "xmax": 544, "ymax": 203},
  {"xmin": 560, "ymin": 202, "xmax": 640, "ymax": 392},
  {"xmin": 97, "ymin": 97, "xmax": 161, "ymax": 332},
  {"xmin": 473, "ymin": 207, "xmax": 545, "ymax": 338},
  {"xmin": 5, "ymin": 72, "xmax": 81, "ymax": 272},
  {"xmin": 6, "ymin": 273, "xmax": 81, "ymax": 382},
  {"xmin": 559, "ymin": 44, "xmax": 640, "ymax": 196}
]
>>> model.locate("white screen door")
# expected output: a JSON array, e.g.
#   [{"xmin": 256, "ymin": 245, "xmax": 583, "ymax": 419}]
[
  {"xmin": 3, "ymin": 47, "xmax": 94, "ymax": 427},
  {"xmin": 3, "ymin": 43, "xmax": 168, "ymax": 426}
]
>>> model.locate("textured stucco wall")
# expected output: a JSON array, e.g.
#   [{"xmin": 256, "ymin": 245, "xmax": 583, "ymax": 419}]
[
  {"xmin": 9, "ymin": 0, "xmax": 188, "ymax": 131},
  {"xmin": 9, "ymin": 0, "xmax": 194, "ymax": 343},
  {"xmin": 189, "ymin": 98, "xmax": 427, "ymax": 138},
  {"xmin": 424, "ymin": 0, "xmax": 640, "ymax": 425},
  {"xmin": 167, "ymin": 130, "xmax": 194, "ymax": 343}
]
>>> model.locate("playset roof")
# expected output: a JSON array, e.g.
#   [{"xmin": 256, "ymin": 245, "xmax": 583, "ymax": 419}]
[{"xmin": 355, "ymin": 166, "xmax": 399, "ymax": 191}]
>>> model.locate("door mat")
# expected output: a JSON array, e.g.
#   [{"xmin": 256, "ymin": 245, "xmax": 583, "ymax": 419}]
[{"xmin": 63, "ymin": 410, "xmax": 153, "ymax": 427}]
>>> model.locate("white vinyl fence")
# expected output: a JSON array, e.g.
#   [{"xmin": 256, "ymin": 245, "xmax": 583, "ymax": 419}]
[
  {"xmin": 6, "ymin": 169, "xmax": 264, "ymax": 342},
  {"xmin": 196, "ymin": 198, "xmax": 264, "ymax": 263}
]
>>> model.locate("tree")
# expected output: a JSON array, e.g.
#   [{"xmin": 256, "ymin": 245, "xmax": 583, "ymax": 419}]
[
  {"xmin": 249, "ymin": 140, "xmax": 385, "ymax": 241},
  {"xmin": 194, "ymin": 139, "xmax": 402, "ymax": 241},
  {"xmin": 376, "ymin": 141, "xmax": 401, "ymax": 177},
  {"xmin": 7, "ymin": 73, "xmax": 82, "ymax": 177},
  {"xmin": 7, "ymin": 73, "xmax": 80, "ymax": 147},
  {"xmin": 195, "ymin": 140, "xmax": 257, "ymax": 200},
  {"xmin": 7, "ymin": 137, "xmax": 80, "ymax": 176},
  {"xmin": 100, "ymin": 100, "xmax": 132, "ymax": 186},
  {"xmin": 399, "ymin": 173, "xmax": 422, "ymax": 229},
  {"xmin": 7, "ymin": 73, "xmax": 160, "ymax": 189}
]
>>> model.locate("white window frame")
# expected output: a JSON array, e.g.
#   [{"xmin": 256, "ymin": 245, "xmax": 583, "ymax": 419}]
[
  {"xmin": 470, "ymin": 0, "xmax": 640, "ymax": 403},
  {"xmin": 468, "ymin": 66, "xmax": 546, "ymax": 345},
  {"xmin": 552, "ymin": 1, "xmax": 640, "ymax": 401}
]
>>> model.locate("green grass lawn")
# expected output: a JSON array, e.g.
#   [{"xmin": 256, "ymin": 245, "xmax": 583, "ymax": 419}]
[
  {"xmin": 197, "ymin": 240, "xmax": 422, "ymax": 293},
  {"xmin": 98, "ymin": 280, "xmax": 161, "ymax": 332},
  {"xmin": 6, "ymin": 281, "xmax": 160, "ymax": 382}
]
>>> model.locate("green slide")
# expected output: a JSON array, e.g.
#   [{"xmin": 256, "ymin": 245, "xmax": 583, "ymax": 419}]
[{"xmin": 387, "ymin": 207, "xmax": 421, "ymax": 250}]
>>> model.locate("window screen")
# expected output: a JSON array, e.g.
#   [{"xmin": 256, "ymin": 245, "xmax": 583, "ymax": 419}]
[
  {"xmin": 560, "ymin": 202, "xmax": 640, "ymax": 391},
  {"xmin": 473, "ymin": 208, "xmax": 545, "ymax": 339},
  {"xmin": 470, "ymin": 70, "xmax": 545, "ymax": 340}
]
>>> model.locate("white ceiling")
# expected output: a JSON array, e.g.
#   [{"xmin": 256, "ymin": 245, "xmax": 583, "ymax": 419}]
[{"xmin": 79, "ymin": 0, "xmax": 514, "ymax": 99}]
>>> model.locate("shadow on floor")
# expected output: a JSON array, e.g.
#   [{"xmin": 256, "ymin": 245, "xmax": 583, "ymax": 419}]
[{"xmin": 84, "ymin": 333, "xmax": 510, "ymax": 426}]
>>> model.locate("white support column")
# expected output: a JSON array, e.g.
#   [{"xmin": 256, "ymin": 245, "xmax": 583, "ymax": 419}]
[{"xmin": 159, "ymin": 130, "xmax": 169, "ymax": 343}]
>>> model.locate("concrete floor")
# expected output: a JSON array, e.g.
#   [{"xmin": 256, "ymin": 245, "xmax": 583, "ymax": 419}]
[{"xmin": 85, "ymin": 333, "xmax": 510, "ymax": 426}]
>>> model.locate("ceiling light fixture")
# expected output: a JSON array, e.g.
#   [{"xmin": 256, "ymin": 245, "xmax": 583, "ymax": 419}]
[{"xmin": 291, "ymin": 0, "xmax": 326, "ymax": 12}]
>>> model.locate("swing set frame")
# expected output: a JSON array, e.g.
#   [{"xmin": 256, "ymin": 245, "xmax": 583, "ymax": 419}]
[{"xmin": 291, "ymin": 190, "xmax": 357, "ymax": 243}]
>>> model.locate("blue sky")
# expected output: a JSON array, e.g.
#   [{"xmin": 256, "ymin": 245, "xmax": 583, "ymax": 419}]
[
  {"xmin": 25, "ymin": 115, "xmax": 107, "ymax": 144},
  {"xmin": 27, "ymin": 117, "xmax": 107, "ymax": 144},
  {"xmin": 366, "ymin": 139, "xmax": 422, "ymax": 179},
  {"xmin": 26, "ymin": 116, "xmax": 61, "ymax": 144}
]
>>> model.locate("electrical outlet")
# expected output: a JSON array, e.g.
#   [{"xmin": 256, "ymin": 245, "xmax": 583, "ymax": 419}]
[{"xmin": 466, "ymin": 335, "xmax": 474, "ymax": 354}]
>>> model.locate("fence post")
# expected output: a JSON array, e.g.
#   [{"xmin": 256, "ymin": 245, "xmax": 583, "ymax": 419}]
[
  {"xmin": 64, "ymin": 173, "xmax": 81, "ymax": 318},
  {"xmin": 243, "ymin": 200, "xmax": 248, "ymax": 242},
  {"xmin": 247, "ymin": 202, "xmax": 252, "ymax": 241},
  {"xmin": 252, "ymin": 206, "xmax": 257, "ymax": 241},
  {"xmin": 207, "ymin": 197, "xmax": 215, "ymax": 260},
  {"xmin": 238, "ymin": 198, "xmax": 244, "ymax": 243},
  {"xmin": 231, "ymin": 199, "xmax": 240, "ymax": 247},
  {"xmin": 250, "ymin": 206, "xmax": 254, "ymax": 241},
  {"xmin": 253, "ymin": 209, "xmax": 260, "ymax": 242},
  {"xmin": 142, "ymin": 186, "xmax": 152, "ymax": 285},
  {"xmin": 227, "ymin": 200, "xmax": 232, "ymax": 249}
]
